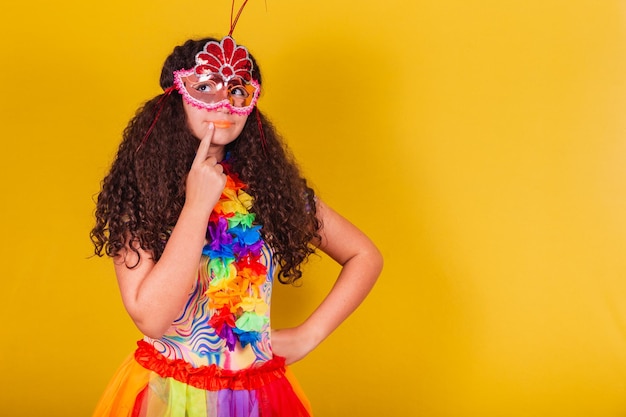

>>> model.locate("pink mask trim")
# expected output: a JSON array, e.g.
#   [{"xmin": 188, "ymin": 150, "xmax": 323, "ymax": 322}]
[{"xmin": 173, "ymin": 70, "xmax": 260, "ymax": 116}]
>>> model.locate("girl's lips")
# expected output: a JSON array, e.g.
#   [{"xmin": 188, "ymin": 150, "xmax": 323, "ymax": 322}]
[{"xmin": 212, "ymin": 120, "xmax": 233, "ymax": 129}]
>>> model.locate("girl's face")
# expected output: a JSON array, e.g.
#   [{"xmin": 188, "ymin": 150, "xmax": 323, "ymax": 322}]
[{"xmin": 183, "ymin": 99, "xmax": 249, "ymax": 153}]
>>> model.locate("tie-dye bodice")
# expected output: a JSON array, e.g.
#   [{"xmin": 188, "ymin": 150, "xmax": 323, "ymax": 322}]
[
  {"xmin": 144, "ymin": 246, "xmax": 274, "ymax": 370},
  {"xmin": 144, "ymin": 170, "xmax": 275, "ymax": 371}
]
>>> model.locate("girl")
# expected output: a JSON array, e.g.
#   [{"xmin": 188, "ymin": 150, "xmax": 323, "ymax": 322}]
[{"xmin": 90, "ymin": 35, "xmax": 382, "ymax": 416}]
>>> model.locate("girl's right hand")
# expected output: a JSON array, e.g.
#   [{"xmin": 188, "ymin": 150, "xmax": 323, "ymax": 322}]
[
  {"xmin": 185, "ymin": 123, "xmax": 227, "ymax": 217},
  {"xmin": 115, "ymin": 123, "xmax": 229, "ymax": 339}
]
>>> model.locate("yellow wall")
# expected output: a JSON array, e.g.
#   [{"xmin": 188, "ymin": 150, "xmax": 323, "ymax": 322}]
[{"xmin": 1, "ymin": 0, "xmax": 626, "ymax": 415}]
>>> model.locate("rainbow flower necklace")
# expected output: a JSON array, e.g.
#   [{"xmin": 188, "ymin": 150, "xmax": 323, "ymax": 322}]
[{"xmin": 202, "ymin": 164, "xmax": 269, "ymax": 351}]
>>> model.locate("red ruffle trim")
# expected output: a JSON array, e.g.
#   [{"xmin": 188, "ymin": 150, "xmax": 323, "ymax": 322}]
[{"xmin": 134, "ymin": 340, "xmax": 287, "ymax": 391}]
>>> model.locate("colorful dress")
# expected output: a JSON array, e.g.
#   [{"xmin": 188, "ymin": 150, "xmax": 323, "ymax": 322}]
[{"xmin": 92, "ymin": 170, "xmax": 312, "ymax": 417}]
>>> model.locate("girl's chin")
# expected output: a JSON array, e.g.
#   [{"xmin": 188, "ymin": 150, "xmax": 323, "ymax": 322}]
[{"xmin": 205, "ymin": 136, "xmax": 239, "ymax": 146}]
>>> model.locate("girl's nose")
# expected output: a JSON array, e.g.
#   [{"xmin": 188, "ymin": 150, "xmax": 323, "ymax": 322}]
[{"xmin": 216, "ymin": 105, "xmax": 232, "ymax": 114}]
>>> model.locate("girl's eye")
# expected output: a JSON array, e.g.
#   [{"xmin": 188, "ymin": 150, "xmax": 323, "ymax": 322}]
[
  {"xmin": 229, "ymin": 86, "xmax": 249, "ymax": 97},
  {"xmin": 193, "ymin": 81, "xmax": 220, "ymax": 93},
  {"xmin": 227, "ymin": 78, "xmax": 250, "ymax": 98}
]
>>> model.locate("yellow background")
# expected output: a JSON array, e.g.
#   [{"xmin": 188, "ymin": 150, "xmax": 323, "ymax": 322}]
[{"xmin": 1, "ymin": 0, "xmax": 626, "ymax": 416}]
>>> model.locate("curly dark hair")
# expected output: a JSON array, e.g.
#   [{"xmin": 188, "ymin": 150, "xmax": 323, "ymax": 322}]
[{"xmin": 91, "ymin": 38, "xmax": 320, "ymax": 284}]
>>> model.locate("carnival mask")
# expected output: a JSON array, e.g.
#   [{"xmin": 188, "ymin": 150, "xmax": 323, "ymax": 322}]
[{"xmin": 173, "ymin": 36, "xmax": 260, "ymax": 116}]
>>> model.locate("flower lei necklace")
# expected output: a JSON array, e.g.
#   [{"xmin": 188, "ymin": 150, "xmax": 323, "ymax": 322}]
[{"xmin": 202, "ymin": 163, "xmax": 269, "ymax": 351}]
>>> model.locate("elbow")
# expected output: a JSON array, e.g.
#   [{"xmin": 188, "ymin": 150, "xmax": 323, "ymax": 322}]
[
  {"xmin": 376, "ymin": 247, "xmax": 384, "ymax": 273},
  {"xmin": 365, "ymin": 236, "xmax": 384, "ymax": 273},
  {"xmin": 355, "ymin": 243, "xmax": 383, "ymax": 282},
  {"xmin": 122, "ymin": 293, "xmax": 185, "ymax": 340},
  {"xmin": 133, "ymin": 318, "xmax": 169, "ymax": 340},
  {"xmin": 125, "ymin": 307, "xmax": 172, "ymax": 339},
  {"xmin": 344, "ymin": 241, "xmax": 384, "ymax": 280},
  {"xmin": 143, "ymin": 330, "xmax": 167, "ymax": 340},
  {"xmin": 371, "ymin": 245, "xmax": 384, "ymax": 278}
]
